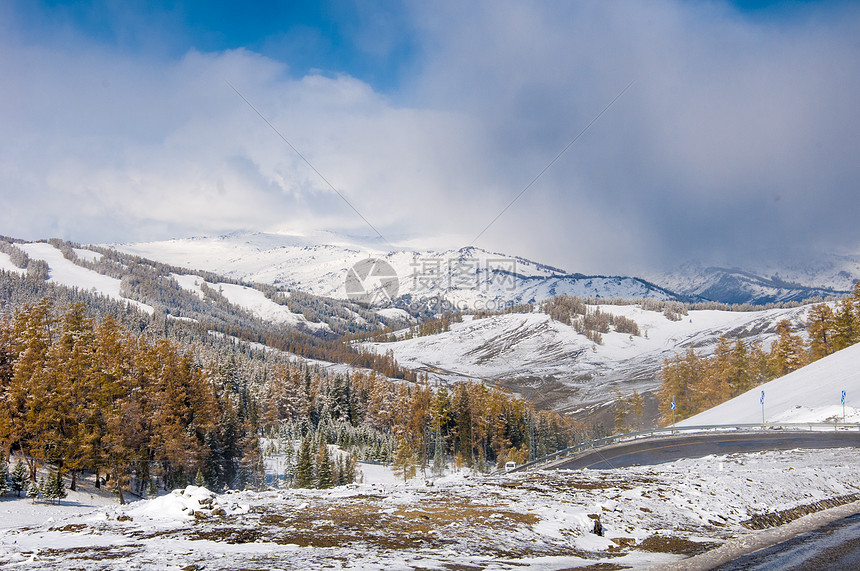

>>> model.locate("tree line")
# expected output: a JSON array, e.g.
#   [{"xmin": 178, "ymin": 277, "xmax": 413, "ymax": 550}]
[
  {"xmin": 257, "ymin": 361, "xmax": 577, "ymax": 473},
  {"xmin": 0, "ymin": 296, "xmax": 579, "ymax": 501}
]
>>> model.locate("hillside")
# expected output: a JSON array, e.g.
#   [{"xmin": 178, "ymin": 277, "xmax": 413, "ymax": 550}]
[
  {"xmin": 363, "ymin": 302, "xmax": 813, "ymax": 416},
  {"xmin": 679, "ymin": 343, "xmax": 860, "ymax": 426}
]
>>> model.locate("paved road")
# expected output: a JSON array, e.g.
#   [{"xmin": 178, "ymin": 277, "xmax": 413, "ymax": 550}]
[
  {"xmin": 549, "ymin": 431, "xmax": 860, "ymax": 470},
  {"xmin": 713, "ymin": 513, "xmax": 860, "ymax": 570}
]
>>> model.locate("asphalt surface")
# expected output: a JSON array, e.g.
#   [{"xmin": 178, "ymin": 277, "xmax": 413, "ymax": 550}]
[
  {"xmin": 548, "ymin": 430, "xmax": 860, "ymax": 470},
  {"xmin": 712, "ymin": 512, "xmax": 860, "ymax": 570}
]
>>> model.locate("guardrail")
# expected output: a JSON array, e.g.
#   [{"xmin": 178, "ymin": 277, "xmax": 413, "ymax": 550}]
[{"xmin": 503, "ymin": 421, "xmax": 860, "ymax": 474}]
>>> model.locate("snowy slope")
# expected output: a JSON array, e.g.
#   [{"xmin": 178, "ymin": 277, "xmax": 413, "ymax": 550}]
[
  {"xmin": 172, "ymin": 274, "xmax": 327, "ymax": 330},
  {"xmin": 115, "ymin": 231, "xmax": 680, "ymax": 308},
  {"xmin": 0, "ymin": 252, "xmax": 25, "ymax": 275},
  {"xmin": 18, "ymin": 242, "xmax": 154, "ymax": 314},
  {"xmin": 363, "ymin": 303, "xmax": 812, "ymax": 409},
  {"xmin": 679, "ymin": 343, "xmax": 860, "ymax": 426}
]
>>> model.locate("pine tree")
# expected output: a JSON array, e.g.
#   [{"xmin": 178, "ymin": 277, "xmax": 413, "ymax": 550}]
[
  {"xmin": 338, "ymin": 454, "xmax": 357, "ymax": 485},
  {"xmin": 10, "ymin": 460, "xmax": 26, "ymax": 497},
  {"xmin": 27, "ymin": 480, "xmax": 40, "ymax": 503},
  {"xmin": 147, "ymin": 478, "xmax": 158, "ymax": 498},
  {"xmin": 294, "ymin": 437, "xmax": 314, "ymax": 488},
  {"xmin": 315, "ymin": 444, "xmax": 334, "ymax": 489},
  {"xmin": 39, "ymin": 475, "xmax": 51, "ymax": 503},
  {"xmin": 47, "ymin": 471, "xmax": 66, "ymax": 504},
  {"xmin": 195, "ymin": 468, "xmax": 206, "ymax": 488},
  {"xmin": 0, "ymin": 455, "xmax": 8, "ymax": 496}
]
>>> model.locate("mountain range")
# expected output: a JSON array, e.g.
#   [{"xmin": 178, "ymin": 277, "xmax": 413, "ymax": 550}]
[{"xmin": 115, "ymin": 231, "xmax": 857, "ymax": 307}]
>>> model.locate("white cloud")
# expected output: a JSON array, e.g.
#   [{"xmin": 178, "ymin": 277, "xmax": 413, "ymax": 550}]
[{"xmin": 1, "ymin": 1, "xmax": 858, "ymax": 274}]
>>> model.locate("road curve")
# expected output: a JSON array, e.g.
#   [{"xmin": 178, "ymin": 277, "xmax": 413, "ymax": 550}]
[{"xmin": 548, "ymin": 431, "xmax": 860, "ymax": 470}]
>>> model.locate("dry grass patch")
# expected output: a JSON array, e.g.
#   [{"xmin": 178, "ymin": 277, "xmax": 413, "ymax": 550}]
[{"xmin": 636, "ymin": 535, "xmax": 719, "ymax": 555}]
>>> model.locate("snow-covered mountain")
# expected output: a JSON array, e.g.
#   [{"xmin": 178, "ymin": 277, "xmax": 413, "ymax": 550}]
[
  {"xmin": 679, "ymin": 342, "xmax": 860, "ymax": 426},
  {"xmin": 647, "ymin": 257, "xmax": 860, "ymax": 305},
  {"xmin": 114, "ymin": 231, "xmax": 682, "ymax": 309}
]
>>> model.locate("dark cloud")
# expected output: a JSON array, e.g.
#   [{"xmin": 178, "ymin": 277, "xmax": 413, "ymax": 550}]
[{"xmin": 0, "ymin": 1, "xmax": 858, "ymax": 274}]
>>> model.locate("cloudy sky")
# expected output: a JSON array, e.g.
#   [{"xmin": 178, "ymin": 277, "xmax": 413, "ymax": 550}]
[{"xmin": 1, "ymin": 0, "xmax": 858, "ymax": 274}]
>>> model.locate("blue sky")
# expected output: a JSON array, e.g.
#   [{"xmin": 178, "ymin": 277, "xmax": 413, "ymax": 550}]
[
  {"xmin": 1, "ymin": 0, "xmax": 859, "ymax": 273},
  {"xmin": 7, "ymin": 1, "xmax": 420, "ymax": 90}
]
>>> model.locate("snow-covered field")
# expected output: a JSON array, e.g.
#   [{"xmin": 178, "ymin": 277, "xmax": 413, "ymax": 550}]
[
  {"xmin": 680, "ymin": 342, "xmax": 860, "ymax": 426},
  {"xmin": 2, "ymin": 448, "xmax": 859, "ymax": 570},
  {"xmin": 363, "ymin": 304, "xmax": 811, "ymax": 408}
]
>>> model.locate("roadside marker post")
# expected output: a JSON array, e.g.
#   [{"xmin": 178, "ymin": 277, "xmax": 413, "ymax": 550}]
[
  {"xmin": 760, "ymin": 390, "xmax": 765, "ymax": 426},
  {"xmin": 842, "ymin": 390, "xmax": 846, "ymax": 422},
  {"xmin": 671, "ymin": 396, "xmax": 676, "ymax": 433}
]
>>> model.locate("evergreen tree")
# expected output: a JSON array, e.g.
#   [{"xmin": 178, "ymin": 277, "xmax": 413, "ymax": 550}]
[
  {"xmin": 0, "ymin": 455, "xmax": 8, "ymax": 496},
  {"xmin": 315, "ymin": 444, "xmax": 334, "ymax": 489},
  {"xmin": 337, "ymin": 454, "xmax": 357, "ymax": 485},
  {"xmin": 47, "ymin": 471, "xmax": 66, "ymax": 504},
  {"xmin": 27, "ymin": 480, "xmax": 40, "ymax": 503},
  {"xmin": 195, "ymin": 468, "xmax": 206, "ymax": 488},
  {"xmin": 294, "ymin": 437, "xmax": 314, "ymax": 488},
  {"xmin": 10, "ymin": 460, "xmax": 26, "ymax": 497},
  {"xmin": 38, "ymin": 475, "xmax": 49, "ymax": 502}
]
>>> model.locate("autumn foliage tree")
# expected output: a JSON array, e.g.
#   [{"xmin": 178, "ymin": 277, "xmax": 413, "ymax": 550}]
[{"xmin": 0, "ymin": 300, "xmax": 261, "ymax": 502}]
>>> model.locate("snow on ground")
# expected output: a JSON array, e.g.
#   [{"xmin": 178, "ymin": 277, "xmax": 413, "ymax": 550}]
[
  {"xmin": 375, "ymin": 307, "xmax": 412, "ymax": 322},
  {"xmin": 1, "ymin": 448, "xmax": 858, "ymax": 569},
  {"xmin": 680, "ymin": 343, "xmax": 860, "ymax": 426},
  {"xmin": 18, "ymin": 242, "xmax": 154, "ymax": 315},
  {"xmin": 72, "ymin": 248, "xmax": 103, "ymax": 263},
  {"xmin": 216, "ymin": 283, "xmax": 327, "ymax": 330},
  {"xmin": 172, "ymin": 273, "xmax": 327, "ymax": 330},
  {"xmin": 363, "ymin": 304, "xmax": 811, "ymax": 405},
  {"xmin": 0, "ymin": 252, "xmax": 26, "ymax": 275}
]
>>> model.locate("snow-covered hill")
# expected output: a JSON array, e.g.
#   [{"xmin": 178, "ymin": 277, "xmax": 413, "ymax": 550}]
[
  {"xmin": 363, "ymin": 303, "xmax": 813, "ymax": 412},
  {"xmin": 3, "ymin": 240, "xmax": 328, "ymax": 332},
  {"xmin": 14, "ymin": 242, "xmax": 155, "ymax": 315},
  {"xmin": 114, "ymin": 231, "xmax": 681, "ymax": 309},
  {"xmin": 679, "ymin": 343, "xmax": 860, "ymax": 426}
]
